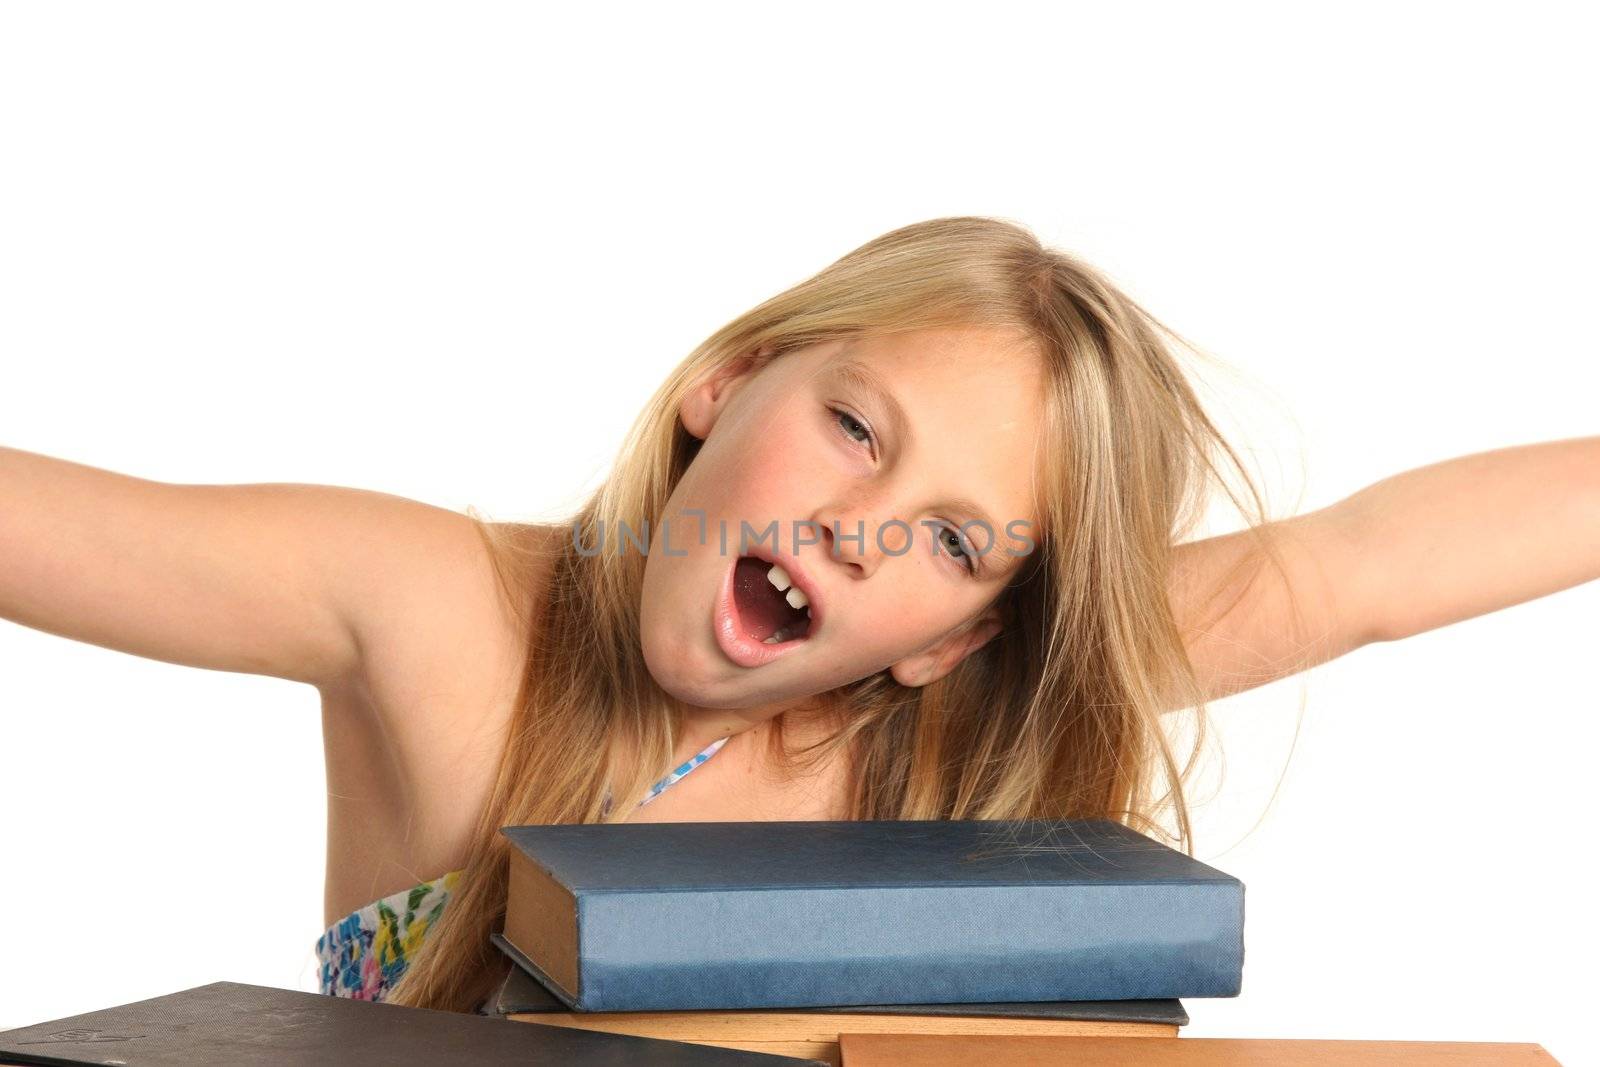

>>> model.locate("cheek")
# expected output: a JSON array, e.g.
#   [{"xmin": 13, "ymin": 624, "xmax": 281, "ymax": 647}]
[
  {"xmin": 830, "ymin": 559, "xmax": 958, "ymax": 659},
  {"xmin": 698, "ymin": 404, "xmax": 825, "ymax": 513}
]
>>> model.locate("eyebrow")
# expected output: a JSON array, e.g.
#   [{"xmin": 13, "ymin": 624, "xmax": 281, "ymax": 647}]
[
  {"xmin": 830, "ymin": 356, "xmax": 911, "ymax": 450},
  {"xmin": 825, "ymin": 353, "xmax": 1018, "ymax": 579}
]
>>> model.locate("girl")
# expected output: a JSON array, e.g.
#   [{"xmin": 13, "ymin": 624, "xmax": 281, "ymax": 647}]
[{"xmin": 4, "ymin": 216, "xmax": 1594, "ymax": 1018}]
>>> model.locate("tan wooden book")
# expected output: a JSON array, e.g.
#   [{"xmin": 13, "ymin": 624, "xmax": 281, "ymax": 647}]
[
  {"xmin": 837, "ymin": 1033, "xmax": 1562, "ymax": 1066},
  {"xmin": 494, "ymin": 939, "xmax": 1185, "ymax": 1066},
  {"xmin": 508, "ymin": 1009, "xmax": 1178, "ymax": 1066}
]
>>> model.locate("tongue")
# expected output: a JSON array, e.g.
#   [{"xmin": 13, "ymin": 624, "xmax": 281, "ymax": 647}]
[{"xmin": 733, "ymin": 557, "xmax": 801, "ymax": 640}]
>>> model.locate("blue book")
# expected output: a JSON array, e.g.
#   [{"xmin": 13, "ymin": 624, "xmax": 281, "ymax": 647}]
[{"xmin": 498, "ymin": 817, "xmax": 1244, "ymax": 1013}]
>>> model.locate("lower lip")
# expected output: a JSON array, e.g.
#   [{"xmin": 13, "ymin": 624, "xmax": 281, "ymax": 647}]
[{"xmin": 713, "ymin": 555, "xmax": 812, "ymax": 668}]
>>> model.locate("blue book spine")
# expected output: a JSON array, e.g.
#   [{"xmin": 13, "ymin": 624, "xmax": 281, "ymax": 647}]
[{"xmin": 569, "ymin": 881, "xmax": 1244, "ymax": 1012}]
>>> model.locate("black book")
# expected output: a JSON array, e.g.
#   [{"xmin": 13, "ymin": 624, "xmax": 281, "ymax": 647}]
[
  {"xmin": 0, "ymin": 981, "xmax": 829, "ymax": 1066},
  {"xmin": 491, "ymin": 932, "xmax": 1191, "ymax": 1026}
]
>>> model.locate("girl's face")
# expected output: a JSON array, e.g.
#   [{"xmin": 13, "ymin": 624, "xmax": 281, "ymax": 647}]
[{"xmin": 639, "ymin": 326, "xmax": 1046, "ymax": 723}]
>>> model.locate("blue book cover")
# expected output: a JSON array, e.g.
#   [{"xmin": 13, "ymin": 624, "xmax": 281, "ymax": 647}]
[{"xmin": 498, "ymin": 818, "xmax": 1244, "ymax": 1013}]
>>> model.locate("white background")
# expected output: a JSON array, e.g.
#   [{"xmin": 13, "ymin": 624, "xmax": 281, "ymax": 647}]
[{"xmin": 1, "ymin": 3, "xmax": 1595, "ymax": 1063}]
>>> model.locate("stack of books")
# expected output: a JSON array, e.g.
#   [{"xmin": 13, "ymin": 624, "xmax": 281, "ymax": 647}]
[
  {"xmin": 5, "ymin": 822, "xmax": 1563, "ymax": 1063},
  {"xmin": 489, "ymin": 817, "xmax": 1243, "ymax": 1065}
]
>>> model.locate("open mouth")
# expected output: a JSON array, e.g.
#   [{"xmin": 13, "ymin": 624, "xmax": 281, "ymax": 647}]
[{"xmin": 732, "ymin": 555, "xmax": 815, "ymax": 645}]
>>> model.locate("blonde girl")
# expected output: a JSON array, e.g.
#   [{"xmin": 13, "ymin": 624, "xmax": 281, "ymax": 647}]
[{"xmin": 4, "ymin": 216, "xmax": 1593, "ymax": 1016}]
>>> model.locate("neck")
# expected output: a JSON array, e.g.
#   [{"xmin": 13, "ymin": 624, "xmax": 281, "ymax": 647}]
[{"xmin": 675, "ymin": 692, "xmax": 841, "ymax": 755}]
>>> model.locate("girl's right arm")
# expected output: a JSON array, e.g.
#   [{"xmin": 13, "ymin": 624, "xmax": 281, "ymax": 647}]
[{"xmin": 0, "ymin": 444, "xmax": 482, "ymax": 691}]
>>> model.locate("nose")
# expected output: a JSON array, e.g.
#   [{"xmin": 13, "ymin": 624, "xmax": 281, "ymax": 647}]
[{"xmin": 807, "ymin": 501, "xmax": 914, "ymax": 579}]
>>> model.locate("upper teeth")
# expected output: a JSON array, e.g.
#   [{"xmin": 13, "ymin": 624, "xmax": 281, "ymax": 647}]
[{"xmin": 765, "ymin": 563, "xmax": 810, "ymax": 612}]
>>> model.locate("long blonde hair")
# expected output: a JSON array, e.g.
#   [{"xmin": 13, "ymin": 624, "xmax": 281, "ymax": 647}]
[{"xmin": 388, "ymin": 215, "xmax": 1303, "ymax": 1012}]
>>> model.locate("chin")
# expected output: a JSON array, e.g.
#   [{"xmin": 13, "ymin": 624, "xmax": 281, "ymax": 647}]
[{"xmin": 639, "ymin": 619, "xmax": 729, "ymax": 708}]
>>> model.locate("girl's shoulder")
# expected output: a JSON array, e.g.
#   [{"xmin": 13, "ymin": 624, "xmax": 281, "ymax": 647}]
[
  {"xmin": 342, "ymin": 515, "xmax": 563, "ymax": 719},
  {"xmin": 319, "ymin": 516, "xmax": 563, "ymax": 926}
]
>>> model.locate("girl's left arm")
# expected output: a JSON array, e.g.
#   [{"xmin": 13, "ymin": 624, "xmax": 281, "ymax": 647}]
[
  {"xmin": 1166, "ymin": 435, "xmax": 1600, "ymax": 708},
  {"xmin": 1332, "ymin": 434, "xmax": 1600, "ymax": 644}
]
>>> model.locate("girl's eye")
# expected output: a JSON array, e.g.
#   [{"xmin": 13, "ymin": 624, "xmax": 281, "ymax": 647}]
[
  {"xmin": 830, "ymin": 406, "xmax": 875, "ymax": 450},
  {"xmin": 938, "ymin": 524, "xmax": 979, "ymax": 575}
]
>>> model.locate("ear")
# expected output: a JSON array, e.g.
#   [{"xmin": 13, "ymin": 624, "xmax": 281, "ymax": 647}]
[
  {"xmin": 889, "ymin": 608, "xmax": 1004, "ymax": 689},
  {"xmin": 679, "ymin": 345, "xmax": 774, "ymax": 441}
]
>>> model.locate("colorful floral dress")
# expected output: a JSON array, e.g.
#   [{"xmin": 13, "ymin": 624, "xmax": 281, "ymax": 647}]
[{"xmin": 314, "ymin": 735, "xmax": 729, "ymax": 1007}]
